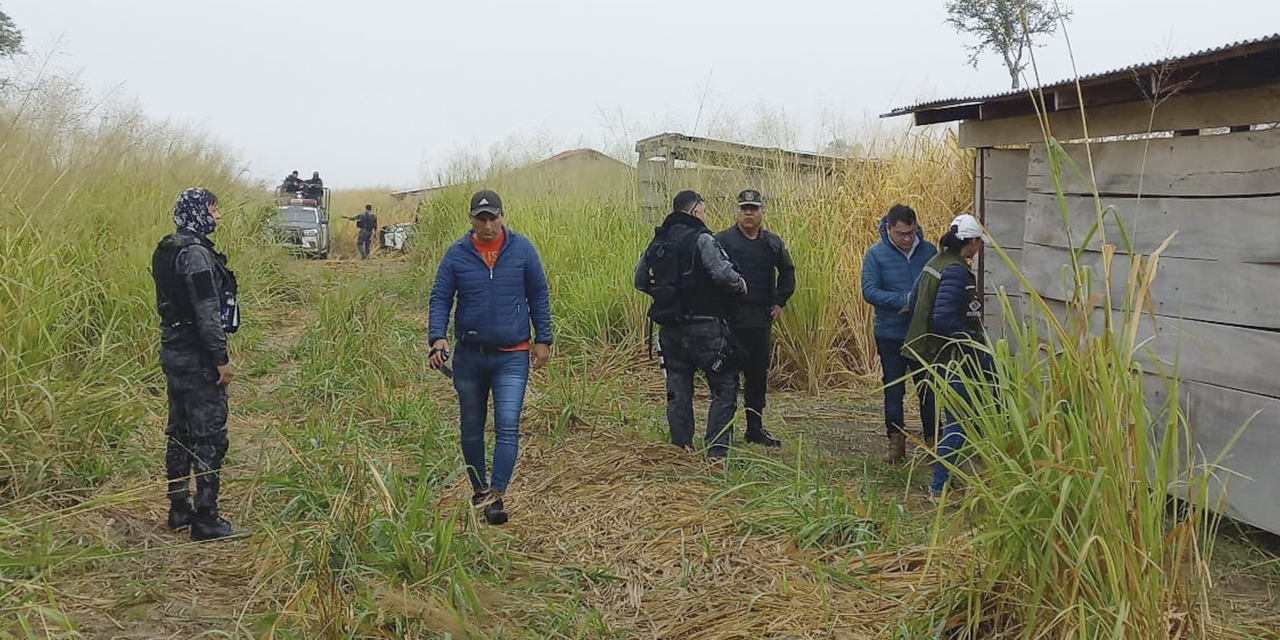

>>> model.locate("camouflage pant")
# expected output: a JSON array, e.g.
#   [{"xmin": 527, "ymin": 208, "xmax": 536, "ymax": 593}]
[
  {"xmin": 160, "ymin": 345, "xmax": 229, "ymax": 510},
  {"xmin": 658, "ymin": 321, "xmax": 739, "ymax": 449}
]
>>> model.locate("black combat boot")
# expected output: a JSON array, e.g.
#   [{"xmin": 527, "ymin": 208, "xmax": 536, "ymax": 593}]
[
  {"xmin": 706, "ymin": 443, "xmax": 729, "ymax": 460},
  {"xmin": 167, "ymin": 498, "xmax": 195, "ymax": 530},
  {"xmin": 471, "ymin": 489, "xmax": 490, "ymax": 507},
  {"xmin": 190, "ymin": 507, "xmax": 238, "ymax": 542},
  {"xmin": 745, "ymin": 413, "xmax": 782, "ymax": 447},
  {"xmin": 484, "ymin": 498, "xmax": 509, "ymax": 525}
]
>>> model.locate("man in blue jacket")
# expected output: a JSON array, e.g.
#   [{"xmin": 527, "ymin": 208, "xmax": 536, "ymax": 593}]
[
  {"xmin": 861, "ymin": 204, "xmax": 937, "ymax": 463},
  {"xmin": 428, "ymin": 189, "xmax": 553, "ymax": 525}
]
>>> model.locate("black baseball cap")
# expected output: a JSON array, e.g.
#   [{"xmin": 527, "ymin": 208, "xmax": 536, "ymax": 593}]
[
  {"xmin": 469, "ymin": 189, "xmax": 503, "ymax": 216},
  {"xmin": 737, "ymin": 189, "xmax": 764, "ymax": 207}
]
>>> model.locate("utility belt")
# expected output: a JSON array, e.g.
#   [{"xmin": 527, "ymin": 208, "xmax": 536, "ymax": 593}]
[
  {"xmin": 663, "ymin": 315, "xmax": 721, "ymax": 327},
  {"xmin": 161, "ymin": 303, "xmax": 239, "ymax": 334},
  {"xmin": 457, "ymin": 341, "xmax": 523, "ymax": 355}
]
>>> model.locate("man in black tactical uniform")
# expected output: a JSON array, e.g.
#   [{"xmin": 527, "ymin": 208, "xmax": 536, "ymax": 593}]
[
  {"xmin": 281, "ymin": 171, "xmax": 302, "ymax": 194},
  {"xmin": 634, "ymin": 190, "xmax": 747, "ymax": 459},
  {"xmin": 716, "ymin": 189, "xmax": 795, "ymax": 448},
  {"xmin": 304, "ymin": 171, "xmax": 324, "ymax": 201},
  {"xmin": 344, "ymin": 203, "xmax": 378, "ymax": 259},
  {"xmin": 151, "ymin": 187, "xmax": 241, "ymax": 541}
]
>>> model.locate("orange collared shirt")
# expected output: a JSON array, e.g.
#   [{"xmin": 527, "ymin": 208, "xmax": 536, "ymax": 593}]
[{"xmin": 471, "ymin": 229, "xmax": 530, "ymax": 352}]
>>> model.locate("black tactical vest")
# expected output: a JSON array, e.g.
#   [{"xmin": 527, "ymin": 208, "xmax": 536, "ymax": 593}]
[
  {"xmin": 643, "ymin": 215, "xmax": 734, "ymax": 325},
  {"xmin": 152, "ymin": 234, "xmax": 240, "ymax": 333}
]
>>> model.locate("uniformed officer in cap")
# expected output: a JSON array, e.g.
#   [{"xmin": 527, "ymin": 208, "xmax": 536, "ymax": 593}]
[
  {"xmin": 151, "ymin": 187, "xmax": 241, "ymax": 541},
  {"xmin": 716, "ymin": 189, "xmax": 795, "ymax": 447},
  {"xmin": 635, "ymin": 189, "xmax": 747, "ymax": 459}
]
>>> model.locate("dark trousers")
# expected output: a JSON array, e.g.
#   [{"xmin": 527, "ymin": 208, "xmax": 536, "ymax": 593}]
[
  {"xmin": 160, "ymin": 345, "xmax": 230, "ymax": 510},
  {"xmin": 875, "ymin": 337, "xmax": 936, "ymax": 440},
  {"xmin": 357, "ymin": 229, "xmax": 372, "ymax": 259},
  {"xmin": 731, "ymin": 324, "xmax": 771, "ymax": 432},
  {"xmin": 659, "ymin": 322, "xmax": 739, "ymax": 449}
]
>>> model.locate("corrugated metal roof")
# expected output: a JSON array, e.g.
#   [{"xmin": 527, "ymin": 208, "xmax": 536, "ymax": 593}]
[{"xmin": 883, "ymin": 32, "xmax": 1280, "ymax": 118}]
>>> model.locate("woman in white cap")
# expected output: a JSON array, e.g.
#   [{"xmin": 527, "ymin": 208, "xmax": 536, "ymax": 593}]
[{"xmin": 902, "ymin": 213, "xmax": 992, "ymax": 500}]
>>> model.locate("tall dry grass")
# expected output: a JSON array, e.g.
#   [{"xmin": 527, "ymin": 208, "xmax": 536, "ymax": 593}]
[
  {"xmin": 326, "ymin": 186, "xmax": 418, "ymax": 260},
  {"xmin": 0, "ymin": 71, "xmax": 280, "ymax": 498},
  {"xmin": 410, "ymin": 129, "xmax": 972, "ymax": 391}
]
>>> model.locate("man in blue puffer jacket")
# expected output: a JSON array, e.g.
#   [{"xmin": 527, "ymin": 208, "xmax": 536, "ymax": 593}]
[
  {"xmin": 861, "ymin": 204, "xmax": 937, "ymax": 462},
  {"xmin": 428, "ymin": 189, "xmax": 553, "ymax": 525}
]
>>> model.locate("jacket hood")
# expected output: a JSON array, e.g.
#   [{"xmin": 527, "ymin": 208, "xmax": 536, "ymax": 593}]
[
  {"xmin": 878, "ymin": 214, "xmax": 926, "ymax": 250},
  {"xmin": 173, "ymin": 227, "xmax": 216, "ymax": 249},
  {"xmin": 660, "ymin": 212, "xmax": 708, "ymax": 232}
]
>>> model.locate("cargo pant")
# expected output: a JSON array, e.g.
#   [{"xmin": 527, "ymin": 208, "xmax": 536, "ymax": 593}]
[
  {"xmin": 658, "ymin": 321, "xmax": 739, "ymax": 450},
  {"xmin": 357, "ymin": 229, "xmax": 373, "ymax": 260},
  {"xmin": 160, "ymin": 344, "xmax": 229, "ymax": 510},
  {"xmin": 729, "ymin": 324, "xmax": 771, "ymax": 435}
]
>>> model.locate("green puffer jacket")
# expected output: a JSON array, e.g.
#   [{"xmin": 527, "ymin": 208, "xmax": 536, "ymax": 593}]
[{"xmin": 901, "ymin": 251, "xmax": 985, "ymax": 366}]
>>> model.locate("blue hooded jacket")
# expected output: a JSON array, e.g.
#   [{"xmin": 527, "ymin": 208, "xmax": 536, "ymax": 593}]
[
  {"xmin": 861, "ymin": 215, "xmax": 937, "ymax": 340},
  {"xmin": 428, "ymin": 228, "xmax": 554, "ymax": 348}
]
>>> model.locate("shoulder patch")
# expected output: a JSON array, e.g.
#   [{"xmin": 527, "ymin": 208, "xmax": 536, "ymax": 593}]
[{"xmin": 191, "ymin": 271, "xmax": 217, "ymax": 301}]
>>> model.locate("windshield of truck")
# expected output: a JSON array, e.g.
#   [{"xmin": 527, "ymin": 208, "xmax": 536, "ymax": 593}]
[{"xmin": 278, "ymin": 207, "xmax": 319, "ymax": 224}]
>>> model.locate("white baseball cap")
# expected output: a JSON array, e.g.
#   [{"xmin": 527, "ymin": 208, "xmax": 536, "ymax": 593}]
[{"xmin": 949, "ymin": 214, "xmax": 987, "ymax": 242}]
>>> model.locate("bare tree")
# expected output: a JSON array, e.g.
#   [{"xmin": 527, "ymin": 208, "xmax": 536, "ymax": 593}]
[{"xmin": 945, "ymin": 0, "xmax": 1071, "ymax": 90}]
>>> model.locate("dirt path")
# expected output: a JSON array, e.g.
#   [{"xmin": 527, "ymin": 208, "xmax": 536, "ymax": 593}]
[{"xmin": 491, "ymin": 428, "xmax": 949, "ymax": 639}]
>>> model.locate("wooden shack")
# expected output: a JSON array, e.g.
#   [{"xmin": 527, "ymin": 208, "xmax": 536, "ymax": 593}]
[
  {"xmin": 634, "ymin": 133, "xmax": 847, "ymax": 218},
  {"xmin": 885, "ymin": 33, "xmax": 1280, "ymax": 535}
]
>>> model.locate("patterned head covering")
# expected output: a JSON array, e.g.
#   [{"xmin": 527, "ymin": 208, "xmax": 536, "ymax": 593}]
[{"xmin": 172, "ymin": 187, "xmax": 218, "ymax": 235}]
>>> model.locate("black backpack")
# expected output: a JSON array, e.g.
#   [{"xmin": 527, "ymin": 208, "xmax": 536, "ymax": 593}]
[{"xmin": 642, "ymin": 224, "xmax": 702, "ymax": 326}]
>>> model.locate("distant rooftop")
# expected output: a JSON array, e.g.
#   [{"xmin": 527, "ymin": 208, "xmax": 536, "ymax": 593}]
[
  {"xmin": 884, "ymin": 32, "xmax": 1280, "ymax": 126},
  {"xmin": 390, "ymin": 148, "xmax": 627, "ymax": 198}
]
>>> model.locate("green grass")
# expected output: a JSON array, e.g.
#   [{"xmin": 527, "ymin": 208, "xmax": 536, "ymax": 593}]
[{"xmin": 905, "ymin": 138, "xmax": 1231, "ymax": 640}]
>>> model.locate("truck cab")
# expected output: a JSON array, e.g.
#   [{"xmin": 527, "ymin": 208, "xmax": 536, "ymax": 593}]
[{"xmin": 271, "ymin": 189, "xmax": 331, "ymax": 259}]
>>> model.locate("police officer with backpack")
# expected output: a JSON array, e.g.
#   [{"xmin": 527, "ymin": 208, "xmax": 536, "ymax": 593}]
[
  {"xmin": 151, "ymin": 187, "xmax": 241, "ymax": 542},
  {"xmin": 634, "ymin": 190, "xmax": 747, "ymax": 459}
]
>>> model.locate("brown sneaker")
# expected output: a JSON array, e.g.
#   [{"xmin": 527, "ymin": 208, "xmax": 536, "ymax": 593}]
[{"xmin": 886, "ymin": 433, "xmax": 907, "ymax": 464}]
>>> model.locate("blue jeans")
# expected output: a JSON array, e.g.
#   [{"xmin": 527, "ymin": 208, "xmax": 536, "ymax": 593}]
[
  {"xmin": 930, "ymin": 353, "xmax": 995, "ymax": 493},
  {"xmin": 876, "ymin": 337, "xmax": 936, "ymax": 440},
  {"xmin": 452, "ymin": 345, "xmax": 530, "ymax": 494},
  {"xmin": 930, "ymin": 376, "xmax": 970, "ymax": 494}
]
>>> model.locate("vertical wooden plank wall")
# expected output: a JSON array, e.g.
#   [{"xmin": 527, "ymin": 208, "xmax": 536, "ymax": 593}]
[
  {"xmin": 1018, "ymin": 128, "xmax": 1280, "ymax": 534},
  {"xmin": 977, "ymin": 148, "xmax": 1029, "ymax": 337}
]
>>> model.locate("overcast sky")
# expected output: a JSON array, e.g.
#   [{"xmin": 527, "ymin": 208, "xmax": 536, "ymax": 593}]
[{"xmin": 5, "ymin": 1, "xmax": 1277, "ymax": 189}]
